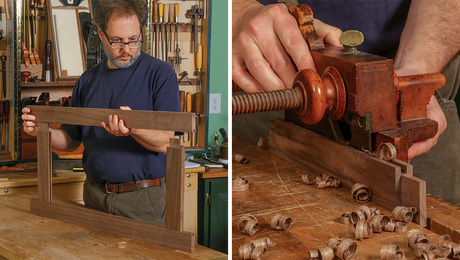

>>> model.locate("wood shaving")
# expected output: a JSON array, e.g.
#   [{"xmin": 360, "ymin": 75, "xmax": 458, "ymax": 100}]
[
  {"xmin": 238, "ymin": 214, "xmax": 259, "ymax": 236},
  {"xmin": 351, "ymin": 183, "xmax": 372, "ymax": 203},
  {"xmin": 302, "ymin": 173, "xmax": 341, "ymax": 189},
  {"xmin": 392, "ymin": 206, "xmax": 417, "ymax": 223},
  {"xmin": 238, "ymin": 237, "xmax": 275, "ymax": 260},
  {"xmin": 233, "ymin": 154, "xmax": 249, "ymax": 164},
  {"xmin": 270, "ymin": 214, "xmax": 293, "ymax": 231},
  {"xmin": 233, "ymin": 177, "xmax": 250, "ymax": 192},
  {"xmin": 380, "ymin": 244, "xmax": 405, "ymax": 260}
]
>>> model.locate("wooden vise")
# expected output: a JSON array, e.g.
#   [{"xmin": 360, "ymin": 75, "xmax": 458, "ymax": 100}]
[{"xmin": 27, "ymin": 106, "xmax": 197, "ymax": 252}]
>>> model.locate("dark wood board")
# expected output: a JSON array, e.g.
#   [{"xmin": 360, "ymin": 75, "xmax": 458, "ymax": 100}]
[{"xmin": 27, "ymin": 106, "xmax": 197, "ymax": 133}]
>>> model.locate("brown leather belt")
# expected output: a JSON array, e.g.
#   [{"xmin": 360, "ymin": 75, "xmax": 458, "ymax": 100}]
[{"xmin": 88, "ymin": 177, "xmax": 164, "ymax": 194}]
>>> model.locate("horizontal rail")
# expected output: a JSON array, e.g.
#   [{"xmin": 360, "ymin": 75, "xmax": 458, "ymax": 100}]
[{"xmin": 27, "ymin": 106, "xmax": 197, "ymax": 132}]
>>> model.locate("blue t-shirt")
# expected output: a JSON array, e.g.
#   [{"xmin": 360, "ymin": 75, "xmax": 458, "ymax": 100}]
[
  {"xmin": 258, "ymin": 0, "xmax": 411, "ymax": 54},
  {"xmin": 61, "ymin": 52, "xmax": 180, "ymax": 183}
]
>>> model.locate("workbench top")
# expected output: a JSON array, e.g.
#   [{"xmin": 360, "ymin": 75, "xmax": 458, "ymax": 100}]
[
  {"xmin": 0, "ymin": 182, "xmax": 227, "ymax": 259},
  {"xmin": 232, "ymin": 137, "xmax": 460, "ymax": 259}
]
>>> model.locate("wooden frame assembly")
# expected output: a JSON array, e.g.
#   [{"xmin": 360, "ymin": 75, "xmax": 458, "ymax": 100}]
[
  {"xmin": 28, "ymin": 106, "xmax": 197, "ymax": 252},
  {"xmin": 269, "ymin": 119, "xmax": 427, "ymax": 227}
]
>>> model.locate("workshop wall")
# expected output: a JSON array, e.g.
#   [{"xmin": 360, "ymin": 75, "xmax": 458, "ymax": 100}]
[{"xmin": 206, "ymin": 0, "xmax": 228, "ymax": 148}]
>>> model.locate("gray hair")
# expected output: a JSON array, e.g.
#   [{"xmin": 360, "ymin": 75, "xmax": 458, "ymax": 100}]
[{"xmin": 94, "ymin": 0, "xmax": 148, "ymax": 32}]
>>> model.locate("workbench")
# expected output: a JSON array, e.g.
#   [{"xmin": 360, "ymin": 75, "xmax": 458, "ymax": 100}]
[
  {"xmin": 232, "ymin": 137, "xmax": 460, "ymax": 259},
  {"xmin": 0, "ymin": 172, "xmax": 227, "ymax": 259}
]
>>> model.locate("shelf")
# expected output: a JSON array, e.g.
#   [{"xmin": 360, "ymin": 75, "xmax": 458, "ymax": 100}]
[{"xmin": 21, "ymin": 81, "xmax": 77, "ymax": 88}]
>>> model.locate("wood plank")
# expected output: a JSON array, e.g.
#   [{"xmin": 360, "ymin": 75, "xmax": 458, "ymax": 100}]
[
  {"xmin": 401, "ymin": 174, "xmax": 427, "ymax": 227},
  {"xmin": 30, "ymin": 199, "xmax": 195, "ymax": 253},
  {"xmin": 269, "ymin": 119, "xmax": 402, "ymax": 211},
  {"xmin": 166, "ymin": 138, "xmax": 185, "ymax": 232},
  {"xmin": 37, "ymin": 123, "xmax": 52, "ymax": 202},
  {"xmin": 426, "ymin": 195, "xmax": 460, "ymax": 244},
  {"xmin": 27, "ymin": 106, "xmax": 197, "ymax": 133}
]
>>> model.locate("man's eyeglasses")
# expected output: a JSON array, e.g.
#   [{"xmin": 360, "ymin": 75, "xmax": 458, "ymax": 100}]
[{"xmin": 103, "ymin": 30, "xmax": 143, "ymax": 49}]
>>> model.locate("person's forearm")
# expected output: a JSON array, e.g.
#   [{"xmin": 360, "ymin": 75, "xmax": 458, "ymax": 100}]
[
  {"xmin": 395, "ymin": 0, "xmax": 460, "ymax": 74},
  {"xmin": 130, "ymin": 129, "xmax": 174, "ymax": 154},
  {"xmin": 50, "ymin": 128, "xmax": 81, "ymax": 151}
]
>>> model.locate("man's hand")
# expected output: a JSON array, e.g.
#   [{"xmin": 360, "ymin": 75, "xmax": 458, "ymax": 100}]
[
  {"xmin": 22, "ymin": 107, "xmax": 40, "ymax": 136},
  {"xmin": 408, "ymin": 95, "xmax": 447, "ymax": 160},
  {"xmin": 232, "ymin": 1, "xmax": 342, "ymax": 93},
  {"xmin": 396, "ymin": 68, "xmax": 447, "ymax": 160},
  {"xmin": 101, "ymin": 106, "xmax": 134, "ymax": 136}
]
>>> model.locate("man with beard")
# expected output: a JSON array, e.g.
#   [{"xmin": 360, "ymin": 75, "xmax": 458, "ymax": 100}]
[{"xmin": 21, "ymin": 0, "xmax": 180, "ymax": 226}]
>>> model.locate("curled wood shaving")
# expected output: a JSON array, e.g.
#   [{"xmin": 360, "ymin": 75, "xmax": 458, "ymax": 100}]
[
  {"xmin": 251, "ymin": 237, "xmax": 275, "ymax": 251},
  {"xmin": 351, "ymin": 183, "xmax": 372, "ymax": 203},
  {"xmin": 308, "ymin": 247, "xmax": 335, "ymax": 260},
  {"xmin": 302, "ymin": 174, "xmax": 341, "ymax": 189},
  {"xmin": 238, "ymin": 214, "xmax": 259, "ymax": 236},
  {"xmin": 384, "ymin": 221, "xmax": 396, "ymax": 232},
  {"xmin": 340, "ymin": 212, "xmax": 352, "ymax": 224},
  {"xmin": 238, "ymin": 242, "xmax": 255, "ymax": 259},
  {"xmin": 233, "ymin": 154, "xmax": 249, "ymax": 164},
  {"xmin": 377, "ymin": 143, "xmax": 397, "ymax": 161},
  {"xmin": 348, "ymin": 219, "xmax": 372, "ymax": 240},
  {"xmin": 380, "ymin": 244, "xmax": 405, "ymax": 260},
  {"xmin": 452, "ymin": 243, "xmax": 460, "ymax": 258},
  {"xmin": 392, "ymin": 206, "xmax": 417, "ymax": 223},
  {"xmin": 233, "ymin": 177, "xmax": 250, "ymax": 192},
  {"xmin": 371, "ymin": 214, "xmax": 390, "ymax": 233},
  {"xmin": 238, "ymin": 237, "xmax": 275, "ymax": 260},
  {"xmin": 270, "ymin": 214, "xmax": 293, "ymax": 231},
  {"xmin": 394, "ymin": 222, "xmax": 407, "ymax": 234},
  {"xmin": 405, "ymin": 229, "xmax": 428, "ymax": 248},
  {"xmin": 335, "ymin": 238, "xmax": 358, "ymax": 260},
  {"xmin": 327, "ymin": 237, "xmax": 343, "ymax": 252}
]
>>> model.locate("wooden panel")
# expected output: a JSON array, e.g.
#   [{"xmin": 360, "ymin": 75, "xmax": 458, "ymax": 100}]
[
  {"xmin": 37, "ymin": 123, "xmax": 52, "ymax": 202},
  {"xmin": 269, "ymin": 119, "xmax": 402, "ymax": 211},
  {"xmin": 166, "ymin": 138, "xmax": 185, "ymax": 231},
  {"xmin": 29, "ymin": 199, "xmax": 195, "ymax": 253},
  {"xmin": 401, "ymin": 174, "xmax": 427, "ymax": 227},
  {"xmin": 27, "ymin": 106, "xmax": 197, "ymax": 133}
]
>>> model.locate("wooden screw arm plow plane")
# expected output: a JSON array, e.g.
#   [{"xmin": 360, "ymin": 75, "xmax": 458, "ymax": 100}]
[{"xmin": 233, "ymin": 2, "xmax": 445, "ymax": 227}]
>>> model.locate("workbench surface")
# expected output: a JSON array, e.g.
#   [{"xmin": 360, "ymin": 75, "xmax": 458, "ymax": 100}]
[
  {"xmin": 0, "ymin": 181, "xmax": 227, "ymax": 259},
  {"xmin": 232, "ymin": 137, "xmax": 460, "ymax": 259}
]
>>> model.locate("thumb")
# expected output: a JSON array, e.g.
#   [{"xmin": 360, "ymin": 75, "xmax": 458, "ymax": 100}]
[
  {"xmin": 119, "ymin": 106, "xmax": 132, "ymax": 111},
  {"xmin": 314, "ymin": 19, "xmax": 343, "ymax": 47}
]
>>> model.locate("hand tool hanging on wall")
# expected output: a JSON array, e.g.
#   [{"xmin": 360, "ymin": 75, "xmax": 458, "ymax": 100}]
[
  {"xmin": 158, "ymin": 3, "xmax": 164, "ymax": 61},
  {"xmin": 4, "ymin": 100, "xmax": 9, "ymax": 152},
  {"xmin": 174, "ymin": 4, "xmax": 181, "ymax": 73},
  {"xmin": 195, "ymin": 44, "xmax": 204, "ymax": 93},
  {"xmin": 164, "ymin": 3, "xmax": 169, "ymax": 61},
  {"xmin": 22, "ymin": 0, "xmax": 30, "ymax": 67},
  {"xmin": 44, "ymin": 40, "xmax": 52, "ymax": 82},
  {"xmin": 179, "ymin": 90, "xmax": 185, "ymax": 142},
  {"xmin": 26, "ymin": 0, "xmax": 37, "ymax": 66},
  {"xmin": 169, "ymin": 4, "xmax": 173, "ymax": 53},
  {"xmin": 0, "ymin": 55, "xmax": 6, "ymax": 98},
  {"xmin": 32, "ymin": 1, "xmax": 41, "ymax": 64},
  {"xmin": 186, "ymin": 5, "xmax": 204, "ymax": 53},
  {"xmin": 153, "ymin": 0, "xmax": 158, "ymax": 58},
  {"xmin": 0, "ymin": 101, "xmax": 4, "ymax": 151},
  {"xmin": 186, "ymin": 91, "xmax": 192, "ymax": 143}
]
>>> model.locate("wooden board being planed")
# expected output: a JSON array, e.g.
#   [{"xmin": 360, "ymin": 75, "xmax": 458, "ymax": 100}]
[{"xmin": 269, "ymin": 119, "xmax": 426, "ymax": 226}]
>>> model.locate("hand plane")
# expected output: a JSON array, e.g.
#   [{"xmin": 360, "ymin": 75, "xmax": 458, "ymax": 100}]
[{"xmin": 233, "ymin": 4, "xmax": 444, "ymax": 162}]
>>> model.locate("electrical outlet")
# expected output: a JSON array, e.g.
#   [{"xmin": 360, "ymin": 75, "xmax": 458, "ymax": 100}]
[{"xmin": 209, "ymin": 93, "xmax": 221, "ymax": 114}]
